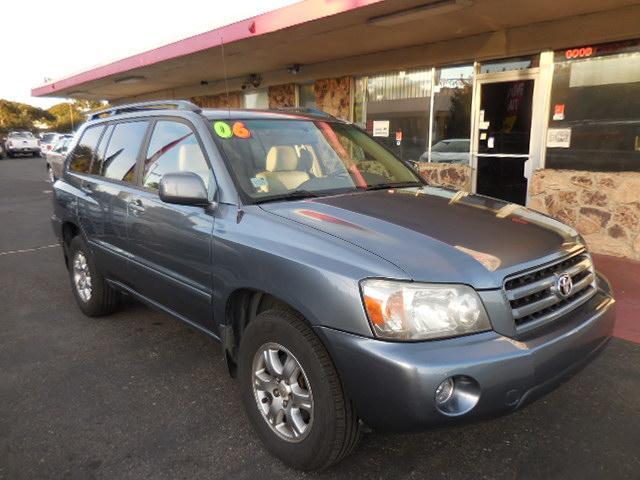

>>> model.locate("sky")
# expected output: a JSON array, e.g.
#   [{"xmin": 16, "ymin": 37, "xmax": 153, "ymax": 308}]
[{"xmin": 0, "ymin": 0, "xmax": 301, "ymax": 109}]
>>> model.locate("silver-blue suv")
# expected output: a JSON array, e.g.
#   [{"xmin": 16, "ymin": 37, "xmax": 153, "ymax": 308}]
[{"xmin": 51, "ymin": 101, "xmax": 616, "ymax": 470}]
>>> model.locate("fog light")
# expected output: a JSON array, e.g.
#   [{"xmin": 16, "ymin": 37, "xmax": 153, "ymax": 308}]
[
  {"xmin": 434, "ymin": 375, "xmax": 481, "ymax": 416},
  {"xmin": 435, "ymin": 377, "xmax": 454, "ymax": 405}
]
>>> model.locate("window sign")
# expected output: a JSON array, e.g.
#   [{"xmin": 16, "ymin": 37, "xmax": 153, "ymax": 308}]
[{"xmin": 372, "ymin": 120, "xmax": 390, "ymax": 137}]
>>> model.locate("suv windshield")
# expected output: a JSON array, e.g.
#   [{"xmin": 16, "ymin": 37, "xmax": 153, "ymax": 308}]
[{"xmin": 211, "ymin": 119, "xmax": 422, "ymax": 202}]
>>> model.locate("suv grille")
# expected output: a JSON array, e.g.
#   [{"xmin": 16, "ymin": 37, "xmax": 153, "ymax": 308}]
[{"xmin": 504, "ymin": 252, "xmax": 597, "ymax": 332}]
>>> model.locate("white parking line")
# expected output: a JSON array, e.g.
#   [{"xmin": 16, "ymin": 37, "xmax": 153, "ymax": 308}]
[{"xmin": 0, "ymin": 244, "xmax": 60, "ymax": 256}]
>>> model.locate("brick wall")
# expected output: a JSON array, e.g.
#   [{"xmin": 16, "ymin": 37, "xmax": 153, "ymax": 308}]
[
  {"xmin": 529, "ymin": 169, "xmax": 640, "ymax": 260},
  {"xmin": 268, "ymin": 84, "xmax": 296, "ymax": 109},
  {"xmin": 190, "ymin": 93, "xmax": 241, "ymax": 109},
  {"xmin": 314, "ymin": 77, "xmax": 351, "ymax": 119},
  {"xmin": 417, "ymin": 163, "xmax": 473, "ymax": 191}
]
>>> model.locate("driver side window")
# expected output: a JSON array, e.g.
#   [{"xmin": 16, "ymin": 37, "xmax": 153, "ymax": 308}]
[{"xmin": 143, "ymin": 121, "xmax": 210, "ymax": 191}]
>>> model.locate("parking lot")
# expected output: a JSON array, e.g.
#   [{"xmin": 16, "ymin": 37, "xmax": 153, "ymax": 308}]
[{"xmin": 1, "ymin": 155, "xmax": 638, "ymax": 479}]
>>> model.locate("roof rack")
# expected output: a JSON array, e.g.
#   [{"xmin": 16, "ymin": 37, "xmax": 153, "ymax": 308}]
[
  {"xmin": 274, "ymin": 107, "xmax": 336, "ymax": 119},
  {"xmin": 87, "ymin": 100, "xmax": 201, "ymax": 121}
]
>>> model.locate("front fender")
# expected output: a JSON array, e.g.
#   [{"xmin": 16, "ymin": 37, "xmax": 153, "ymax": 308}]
[{"xmin": 212, "ymin": 204, "xmax": 407, "ymax": 337}]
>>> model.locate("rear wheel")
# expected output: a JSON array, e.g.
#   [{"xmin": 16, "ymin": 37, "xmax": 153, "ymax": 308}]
[
  {"xmin": 238, "ymin": 309, "xmax": 360, "ymax": 470},
  {"xmin": 67, "ymin": 236, "xmax": 120, "ymax": 316},
  {"xmin": 47, "ymin": 165, "xmax": 55, "ymax": 183}
]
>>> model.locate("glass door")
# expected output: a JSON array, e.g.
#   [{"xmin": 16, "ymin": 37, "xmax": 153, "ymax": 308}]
[{"xmin": 472, "ymin": 71, "xmax": 539, "ymax": 205}]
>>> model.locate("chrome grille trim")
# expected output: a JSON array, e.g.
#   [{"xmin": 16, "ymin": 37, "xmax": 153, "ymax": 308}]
[{"xmin": 503, "ymin": 251, "xmax": 597, "ymax": 331}]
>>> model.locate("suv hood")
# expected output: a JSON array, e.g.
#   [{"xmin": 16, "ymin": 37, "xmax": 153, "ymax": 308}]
[{"xmin": 260, "ymin": 187, "xmax": 582, "ymax": 289}]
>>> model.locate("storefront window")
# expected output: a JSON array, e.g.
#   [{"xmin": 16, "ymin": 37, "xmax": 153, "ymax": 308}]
[
  {"xmin": 242, "ymin": 89, "xmax": 268, "ymax": 109},
  {"xmin": 298, "ymin": 83, "xmax": 317, "ymax": 109},
  {"xmin": 428, "ymin": 65, "xmax": 473, "ymax": 164},
  {"xmin": 364, "ymin": 69, "xmax": 431, "ymax": 163},
  {"xmin": 546, "ymin": 41, "xmax": 640, "ymax": 171}
]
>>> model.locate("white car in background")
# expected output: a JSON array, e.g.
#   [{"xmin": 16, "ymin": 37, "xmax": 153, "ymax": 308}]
[
  {"xmin": 419, "ymin": 138, "xmax": 470, "ymax": 163},
  {"xmin": 4, "ymin": 131, "xmax": 40, "ymax": 157},
  {"xmin": 45, "ymin": 134, "xmax": 73, "ymax": 182},
  {"xmin": 39, "ymin": 132, "xmax": 66, "ymax": 157}
]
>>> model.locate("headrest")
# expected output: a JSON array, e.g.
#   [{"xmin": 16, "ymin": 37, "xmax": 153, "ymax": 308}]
[
  {"xmin": 178, "ymin": 143, "xmax": 203, "ymax": 171},
  {"xmin": 266, "ymin": 146, "xmax": 298, "ymax": 172}
]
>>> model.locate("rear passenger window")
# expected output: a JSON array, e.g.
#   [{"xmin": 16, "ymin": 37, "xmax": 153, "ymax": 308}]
[
  {"xmin": 143, "ymin": 121, "xmax": 210, "ymax": 191},
  {"xmin": 102, "ymin": 121, "xmax": 148, "ymax": 183},
  {"xmin": 89, "ymin": 124, "xmax": 114, "ymax": 175},
  {"xmin": 68, "ymin": 126, "xmax": 105, "ymax": 173}
]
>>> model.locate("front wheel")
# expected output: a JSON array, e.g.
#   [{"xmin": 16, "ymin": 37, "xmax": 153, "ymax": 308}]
[
  {"xmin": 67, "ymin": 236, "xmax": 120, "ymax": 316},
  {"xmin": 238, "ymin": 310, "xmax": 360, "ymax": 470}
]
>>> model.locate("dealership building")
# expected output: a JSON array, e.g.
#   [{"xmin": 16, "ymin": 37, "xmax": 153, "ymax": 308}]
[{"xmin": 33, "ymin": 0, "xmax": 640, "ymax": 259}]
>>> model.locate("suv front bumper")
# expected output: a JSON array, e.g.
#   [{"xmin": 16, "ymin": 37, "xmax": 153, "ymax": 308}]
[{"xmin": 315, "ymin": 275, "xmax": 615, "ymax": 431}]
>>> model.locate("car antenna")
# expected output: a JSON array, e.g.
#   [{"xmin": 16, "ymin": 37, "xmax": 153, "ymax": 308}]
[{"xmin": 220, "ymin": 35, "xmax": 231, "ymax": 118}]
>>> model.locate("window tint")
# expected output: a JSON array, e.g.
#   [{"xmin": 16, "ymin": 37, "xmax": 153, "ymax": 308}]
[
  {"xmin": 143, "ymin": 121, "xmax": 210, "ymax": 191},
  {"xmin": 68, "ymin": 126, "xmax": 105, "ymax": 173},
  {"xmin": 102, "ymin": 121, "xmax": 148, "ymax": 182}
]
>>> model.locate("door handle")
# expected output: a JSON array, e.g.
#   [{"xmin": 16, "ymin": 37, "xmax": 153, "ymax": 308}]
[
  {"xmin": 128, "ymin": 199, "xmax": 145, "ymax": 214},
  {"xmin": 80, "ymin": 183, "xmax": 94, "ymax": 194}
]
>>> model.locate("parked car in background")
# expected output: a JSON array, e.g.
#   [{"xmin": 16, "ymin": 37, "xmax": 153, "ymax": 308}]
[
  {"xmin": 39, "ymin": 132, "xmax": 65, "ymax": 157},
  {"xmin": 419, "ymin": 138, "xmax": 470, "ymax": 163},
  {"xmin": 4, "ymin": 131, "xmax": 40, "ymax": 157},
  {"xmin": 51, "ymin": 101, "xmax": 615, "ymax": 471},
  {"xmin": 46, "ymin": 134, "xmax": 73, "ymax": 182}
]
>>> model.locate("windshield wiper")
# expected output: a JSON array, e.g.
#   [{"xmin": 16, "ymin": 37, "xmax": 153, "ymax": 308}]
[
  {"xmin": 362, "ymin": 182, "xmax": 424, "ymax": 191},
  {"xmin": 255, "ymin": 189, "xmax": 319, "ymax": 204}
]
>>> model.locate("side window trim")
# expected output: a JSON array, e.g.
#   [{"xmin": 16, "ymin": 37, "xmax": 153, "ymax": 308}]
[
  {"xmin": 136, "ymin": 116, "xmax": 213, "ymax": 196},
  {"xmin": 135, "ymin": 118, "xmax": 158, "ymax": 187}
]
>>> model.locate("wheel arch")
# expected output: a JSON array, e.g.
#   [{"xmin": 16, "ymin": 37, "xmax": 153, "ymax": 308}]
[
  {"xmin": 61, "ymin": 221, "xmax": 80, "ymax": 268},
  {"xmin": 223, "ymin": 288, "xmax": 313, "ymax": 377}
]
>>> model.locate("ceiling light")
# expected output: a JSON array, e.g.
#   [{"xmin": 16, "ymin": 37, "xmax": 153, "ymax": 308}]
[
  {"xmin": 114, "ymin": 76, "xmax": 146, "ymax": 84},
  {"xmin": 368, "ymin": 0, "xmax": 472, "ymax": 26}
]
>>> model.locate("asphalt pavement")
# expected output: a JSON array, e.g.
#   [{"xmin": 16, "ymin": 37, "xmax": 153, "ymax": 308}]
[{"xmin": 1, "ymin": 156, "xmax": 638, "ymax": 479}]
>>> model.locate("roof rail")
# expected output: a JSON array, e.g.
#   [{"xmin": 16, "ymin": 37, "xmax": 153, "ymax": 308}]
[
  {"xmin": 87, "ymin": 100, "xmax": 201, "ymax": 121},
  {"xmin": 274, "ymin": 107, "xmax": 336, "ymax": 119}
]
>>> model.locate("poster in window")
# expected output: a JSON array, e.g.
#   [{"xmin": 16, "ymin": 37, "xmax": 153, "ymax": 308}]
[
  {"xmin": 372, "ymin": 120, "xmax": 390, "ymax": 137},
  {"xmin": 547, "ymin": 128, "xmax": 572, "ymax": 148}
]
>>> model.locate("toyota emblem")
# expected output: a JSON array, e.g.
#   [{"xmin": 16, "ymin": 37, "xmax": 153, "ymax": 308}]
[{"xmin": 555, "ymin": 274, "xmax": 574, "ymax": 298}]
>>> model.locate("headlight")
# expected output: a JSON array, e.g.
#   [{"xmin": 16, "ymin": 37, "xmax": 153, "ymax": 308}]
[{"xmin": 361, "ymin": 279, "xmax": 491, "ymax": 341}]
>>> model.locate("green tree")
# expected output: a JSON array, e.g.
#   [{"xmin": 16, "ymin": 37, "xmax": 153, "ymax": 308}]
[
  {"xmin": 0, "ymin": 99, "xmax": 53, "ymax": 134},
  {"xmin": 47, "ymin": 100, "xmax": 107, "ymax": 132}
]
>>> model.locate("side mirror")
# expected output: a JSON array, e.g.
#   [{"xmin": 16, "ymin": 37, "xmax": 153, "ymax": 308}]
[{"xmin": 159, "ymin": 172, "xmax": 210, "ymax": 206}]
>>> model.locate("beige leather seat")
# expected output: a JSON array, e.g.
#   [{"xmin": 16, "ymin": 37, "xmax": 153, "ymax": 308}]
[
  {"xmin": 178, "ymin": 142, "xmax": 210, "ymax": 189},
  {"xmin": 256, "ymin": 146, "xmax": 310, "ymax": 193}
]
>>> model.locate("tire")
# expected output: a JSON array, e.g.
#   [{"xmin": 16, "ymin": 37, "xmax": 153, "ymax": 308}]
[
  {"xmin": 67, "ymin": 235, "xmax": 120, "ymax": 316},
  {"xmin": 238, "ymin": 309, "xmax": 360, "ymax": 470}
]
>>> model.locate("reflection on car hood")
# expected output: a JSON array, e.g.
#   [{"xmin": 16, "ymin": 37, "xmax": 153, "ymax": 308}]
[{"xmin": 260, "ymin": 186, "xmax": 582, "ymax": 288}]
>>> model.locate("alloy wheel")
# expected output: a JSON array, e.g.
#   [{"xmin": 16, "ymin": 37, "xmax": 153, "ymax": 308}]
[
  {"xmin": 72, "ymin": 251, "xmax": 92, "ymax": 302},
  {"xmin": 252, "ymin": 342, "xmax": 314, "ymax": 442}
]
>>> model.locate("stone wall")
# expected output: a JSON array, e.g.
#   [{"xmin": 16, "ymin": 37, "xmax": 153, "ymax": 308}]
[
  {"xmin": 268, "ymin": 84, "xmax": 296, "ymax": 109},
  {"xmin": 190, "ymin": 93, "xmax": 241, "ymax": 109},
  {"xmin": 417, "ymin": 163, "xmax": 473, "ymax": 191},
  {"xmin": 529, "ymin": 169, "xmax": 640, "ymax": 260},
  {"xmin": 314, "ymin": 77, "xmax": 351, "ymax": 120}
]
